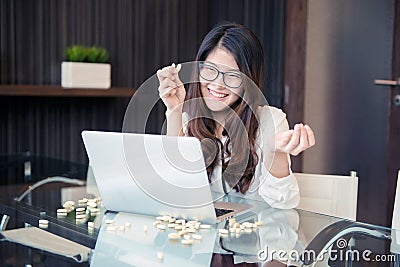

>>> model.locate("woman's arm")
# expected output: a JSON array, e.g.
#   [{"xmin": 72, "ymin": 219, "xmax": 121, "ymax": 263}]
[
  {"xmin": 165, "ymin": 108, "xmax": 184, "ymax": 136},
  {"xmin": 157, "ymin": 63, "xmax": 186, "ymax": 136}
]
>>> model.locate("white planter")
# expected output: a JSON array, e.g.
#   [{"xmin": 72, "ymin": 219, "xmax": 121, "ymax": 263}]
[{"xmin": 61, "ymin": 62, "xmax": 111, "ymax": 89}]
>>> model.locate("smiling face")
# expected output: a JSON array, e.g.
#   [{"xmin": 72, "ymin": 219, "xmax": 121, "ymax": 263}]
[{"xmin": 200, "ymin": 48, "xmax": 244, "ymax": 113}]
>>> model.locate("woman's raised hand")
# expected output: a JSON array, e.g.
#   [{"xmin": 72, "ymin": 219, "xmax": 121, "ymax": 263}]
[
  {"xmin": 157, "ymin": 63, "xmax": 186, "ymax": 112},
  {"xmin": 275, "ymin": 124, "xmax": 315, "ymax": 156}
]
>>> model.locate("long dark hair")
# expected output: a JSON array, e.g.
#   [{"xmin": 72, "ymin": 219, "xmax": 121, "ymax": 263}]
[{"xmin": 186, "ymin": 22, "xmax": 265, "ymax": 194}]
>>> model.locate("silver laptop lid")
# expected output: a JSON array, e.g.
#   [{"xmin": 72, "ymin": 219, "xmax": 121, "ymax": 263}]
[{"xmin": 81, "ymin": 130, "xmax": 218, "ymax": 224}]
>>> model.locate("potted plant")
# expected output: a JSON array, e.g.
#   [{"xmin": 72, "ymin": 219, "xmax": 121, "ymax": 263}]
[{"xmin": 61, "ymin": 45, "xmax": 111, "ymax": 89}]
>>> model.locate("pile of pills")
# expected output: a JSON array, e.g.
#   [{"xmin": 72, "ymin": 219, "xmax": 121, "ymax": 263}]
[
  {"xmin": 150, "ymin": 216, "xmax": 265, "ymax": 244},
  {"xmin": 152, "ymin": 215, "xmax": 211, "ymax": 245},
  {"xmin": 57, "ymin": 198, "xmax": 102, "ymax": 222}
]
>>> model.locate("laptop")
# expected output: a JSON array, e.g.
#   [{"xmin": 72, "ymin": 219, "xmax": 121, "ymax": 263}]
[{"xmin": 81, "ymin": 130, "xmax": 253, "ymax": 224}]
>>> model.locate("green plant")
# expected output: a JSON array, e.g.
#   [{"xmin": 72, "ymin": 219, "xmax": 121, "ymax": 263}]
[{"xmin": 66, "ymin": 45, "xmax": 109, "ymax": 63}]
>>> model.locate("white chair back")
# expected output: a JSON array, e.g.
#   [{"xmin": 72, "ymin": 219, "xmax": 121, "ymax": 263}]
[{"xmin": 295, "ymin": 172, "xmax": 358, "ymax": 220}]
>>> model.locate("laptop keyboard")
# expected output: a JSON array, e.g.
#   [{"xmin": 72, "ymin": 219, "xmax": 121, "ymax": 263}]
[{"xmin": 215, "ymin": 208, "xmax": 234, "ymax": 217}]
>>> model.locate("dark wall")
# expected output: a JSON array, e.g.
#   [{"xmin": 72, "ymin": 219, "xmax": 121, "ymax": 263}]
[{"xmin": 0, "ymin": 0, "xmax": 286, "ymax": 165}]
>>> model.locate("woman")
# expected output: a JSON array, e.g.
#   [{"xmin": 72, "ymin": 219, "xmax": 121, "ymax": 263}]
[{"xmin": 157, "ymin": 22, "xmax": 315, "ymax": 209}]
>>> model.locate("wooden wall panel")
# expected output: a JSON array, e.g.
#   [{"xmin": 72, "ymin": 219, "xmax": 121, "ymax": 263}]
[{"xmin": 0, "ymin": 0, "xmax": 286, "ymax": 165}]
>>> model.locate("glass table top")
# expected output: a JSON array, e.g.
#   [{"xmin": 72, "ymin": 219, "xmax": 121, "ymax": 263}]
[{"xmin": 0, "ymin": 154, "xmax": 398, "ymax": 266}]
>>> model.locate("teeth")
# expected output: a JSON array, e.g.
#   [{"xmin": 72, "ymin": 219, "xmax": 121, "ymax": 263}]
[{"xmin": 209, "ymin": 89, "xmax": 227, "ymax": 98}]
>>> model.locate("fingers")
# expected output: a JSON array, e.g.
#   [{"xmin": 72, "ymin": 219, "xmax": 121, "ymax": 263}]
[
  {"xmin": 290, "ymin": 124, "xmax": 309, "ymax": 156},
  {"xmin": 304, "ymin": 124, "xmax": 316, "ymax": 146},
  {"xmin": 275, "ymin": 123, "xmax": 316, "ymax": 156}
]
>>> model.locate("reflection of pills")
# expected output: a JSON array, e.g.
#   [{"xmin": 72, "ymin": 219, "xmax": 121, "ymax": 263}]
[
  {"xmin": 144, "ymin": 225, "xmax": 148, "ymax": 233},
  {"xmin": 106, "ymin": 226, "xmax": 116, "ymax": 231},
  {"xmin": 168, "ymin": 233, "xmax": 180, "ymax": 239},
  {"xmin": 157, "ymin": 251, "xmax": 164, "ymax": 261},
  {"xmin": 181, "ymin": 239, "xmax": 194, "ymax": 245},
  {"xmin": 125, "ymin": 222, "xmax": 131, "ymax": 228},
  {"xmin": 88, "ymin": 222, "xmax": 95, "ymax": 228},
  {"xmin": 105, "ymin": 219, "xmax": 114, "ymax": 224},
  {"xmin": 153, "ymin": 221, "xmax": 161, "ymax": 226},
  {"xmin": 192, "ymin": 234, "xmax": 202, "ymax": 240}
]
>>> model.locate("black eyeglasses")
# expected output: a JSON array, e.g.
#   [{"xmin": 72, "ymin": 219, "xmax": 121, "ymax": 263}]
[{"xmin": 198, "ymin": 63, "xmax": 243, "ymax": 89}]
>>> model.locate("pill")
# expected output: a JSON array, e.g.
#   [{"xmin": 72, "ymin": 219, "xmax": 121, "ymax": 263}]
[
  {"xmin": 183, "ymin": 234, "xmax": 191, "ymax": 240},
  {"xmin": 171, "ymin": 63, "xmax": 176, "ymax": 68},
  {"xmin": 39, "ymin": 219, "xmax": 48, "ymax": 225},
  {"xmin": 255, "ymin": 221, "xmax": 264, "ymax": 226},
  {"xmin": 175, "ymin": 225, "xmax": 184, "ymax": 230},
  {"xmin": 168, "ymin": 233, "xmax": 181, "ymax": 239},
  {"xmin": 153, "ymin": 221, "xmax": 162, "ymax": 226},
  {"xmin": 64, "ymin": 201, "xmax": 75, "ymax": 206},
  {"xmin": 57, "ymin": 213, "xmax": 67, "ymax": 217},
  {"xmin": 187, "ymin": 228, "xmax": 196, "ymax": 233},
  {"xmin": 219, "ymin": 229, "xmax": 229, "ymax": 234},
  {"xmin": 240, "ymin": 225, "xmax": 245, "ymax": 230},
  {"xmin": 244, "ymin": 228, "xmax": 253, "ymax": 234},
  {"xmin": 157, "ymin": 251, "xmax": 164, "ymax": 261},
  {"xmin": 156, "ymin": 216, "xmax": 164, "ymax": 221},
  {"xmin": 192, "ymin": 234, "xmax": 202, "ymax": 240},
  {"xmin": 229, "ymin": 218, "xmax": 236, "ymax": 223},
  {"xmin": 200, "ymin": 224, "xmax": 211, "ymax": 229},
  {"xmin": 175, "ymin": 219, "xmax": 185, "ymax": 224},
  {"xmin": 168, "ymin": 218, "xmax": 176, "ymax": 223},
  {"xmin": 229, "ymin": 228, "xmax": 235, "ymax": 232},
  {"xmin": 176, "ymin": 63, "xmax": 182, "ymax": 72},
  {"xmin": 229, "ymin": 221, "xmax": 235, "ymax": 227},
  {"xmin": 76, "ymin": 214, "xmax": 86, "ymax": 219},
  {"xmin": 106, "ymin": 226, "xmax": 116, "ymax": 231},
  {"xmin": 76, "ymin": 207, "xmax": 85, "ymax": 212},
  {"xmin": 242, "ymin": 222, "xmax": 253, "ymax": 228},
  {"xmin": 236, "ymin": 228, "xmax": 241, "ymax": 234},
  {"xmin": 162, "ymin": 216, "xmax": 171, "ymax": 222},
  {"xmin": 168, "ymin": 223, "xmax": 177, "ymax": 228},
  {"xmin": 57, "ymin": 208, "xmax": 67, "ymax": 213},
  {"xmin": 234, "ymin": 223, "xmax": 240, "ymax": 228},
  {"xmin": 181, "ymin": 239, "xmax": 194, "ymax": 245},
  {"xmin": 156, "ymin": 224, "xmax": 166, "ymax": 230},
  {"xmin": 105, "ymin": 219, "xmax": 114, "ymax": 224},
  {"xmin": 178, "ymin": 230, "xmax": 187, "ymax": 236},
  {"xmin": 39, "ymin": 224, "xmax": 48, "ymax": 229},
  {"xmin": 119, "ymin": 225, "xmax": 125, "ymax": 231},
  {"xmin": 88, "ymin": 222, "xmax": 95, "ymax": 228},
  {"xmin": 220, "ymin": 233, "xmax": 229, "ymax": 238},
  {"xmin": 87, "ymin": 201, "xmax": 97, "ymax": 208},
  {"xmin": 125, "ymin": 222, "xmax": 131, "ymax": 228}
]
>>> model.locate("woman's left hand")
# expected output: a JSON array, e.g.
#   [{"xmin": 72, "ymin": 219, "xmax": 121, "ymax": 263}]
[{"xmin": 275, "ymin": 124, "xmax": 315, "ymax": 156}]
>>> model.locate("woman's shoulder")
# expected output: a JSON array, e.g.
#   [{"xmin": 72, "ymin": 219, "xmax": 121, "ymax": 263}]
[{"xmin": 257, "ymin": 105, "xmax": 287, "ymax": 122}]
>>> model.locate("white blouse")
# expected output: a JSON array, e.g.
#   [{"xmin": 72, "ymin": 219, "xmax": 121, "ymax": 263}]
[{"xmin": 182, "ymin": 105, "xmax": 300, "ymax": 209}]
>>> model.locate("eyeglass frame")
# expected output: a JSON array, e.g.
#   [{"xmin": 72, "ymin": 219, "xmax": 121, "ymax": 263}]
[{"xmin": 198, "ymin": 62, "xmax": 243, "ymax": 89}]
